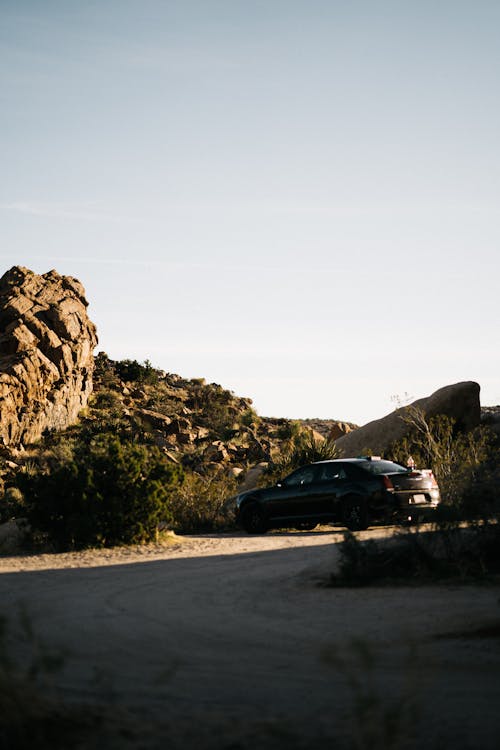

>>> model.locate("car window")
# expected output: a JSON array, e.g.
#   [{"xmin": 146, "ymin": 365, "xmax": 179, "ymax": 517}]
[
  {"xmin": 318, "ymin": 464, "xmax": 347, "ymax": 481},
  {"xmin": 358, "ymin": 460, "xmax": 407, "ymax": 475},
  {"xmin": 283, "ymin": 466, "xmax": 316, "ymax": 486}
]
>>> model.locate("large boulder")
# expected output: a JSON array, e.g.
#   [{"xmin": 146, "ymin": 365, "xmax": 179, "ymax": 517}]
[
  {"xmin": 0, "ymin": 266, "xmax": 98, "ymax": 446},
  {"xmin": 335, "ymin": 382, "xmax": 481, "ymax": 457}
]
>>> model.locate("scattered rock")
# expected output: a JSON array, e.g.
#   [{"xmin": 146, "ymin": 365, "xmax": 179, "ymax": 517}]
[
  {"xmin": 204, "ymin": 441, "xmax": 229, "ymax": 462},
  {"xmin": 167, "ymin": 417, "xmax": 193, "ymax": 436},
  {"xmin": 306, "ymin": 428, "xmax": 326, "ymax": 443},
  {"xmin": 195, "ymin": 426, "xmax": 211, "ymax": 441},
  {"xmin": 292, "ymin": 417, "xmax": 359, "ymax": 439},
  {"xmin": 176, "ymin": 430, "xmax": 196, "ymax": 445},
  {"xmin": 132, "ymin": 408, "xmax": 172, "ymax": 432},
  {"xmin": 161, "ymin": 449, "xmax": 181, "ymax": 463},
  {"xmin": 239, "ymin": 462, "xmax": 269, "ymax": 491}
]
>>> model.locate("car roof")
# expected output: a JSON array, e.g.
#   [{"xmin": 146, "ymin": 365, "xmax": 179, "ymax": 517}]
[{"xmin": 313, "ymin": 458, "xmax": 369, "ymax": 465}]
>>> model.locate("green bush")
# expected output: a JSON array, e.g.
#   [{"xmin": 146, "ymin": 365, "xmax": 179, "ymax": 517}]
[
  {"xmin": 93, "ymin": 351, "xmax": 120, "ymax": 388},
  {"xmin": 113, "ymin": 358, "xmax": 159, "ymax": 385},
  {"xmin": 265, "ymin": 430, "xmax": 340, "ymax": 484},
  {"xmin": 330, "ymin": 522, "xmax": 500, "ymax": 586},
  {"xmin": 0, "ymin": 486, "xmax": 24, "ymax": 524},
  {"xmin": 146, "ymin": 381, "xmax": 182, "ymax": 417},
  {"xmin": 186, "ymin": 382, "xmax": 236, "ymax": 439},
  {"xmin": 169, "ymin": 470, "xmax": 237, "ymax": 533},
  {"xmin": 390, "ymin": 406, "xmax": 499, "ymax": 515},
  {"xmin": 17, "ymin": 434, "xmax": 183, "ymax": 550},
  {"xmin": 276, "ymin": 419, "xmax": 303, "ymax": 441},
  {"xmin": 240, "ymin": 407, "xmax": 260, "ymax": 428},
  {"xmin": 88, "ymin": 388, "xmax": 122, "ymax": 411}
]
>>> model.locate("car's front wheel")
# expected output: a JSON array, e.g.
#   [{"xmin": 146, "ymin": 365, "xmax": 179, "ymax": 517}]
[
  {"xmin": 241, "ymin": 503, "xmax": 268, "ymax": 534},
  {"xmin": 343, "ymin": 496, "xmax": 369, "ymax": 531}
]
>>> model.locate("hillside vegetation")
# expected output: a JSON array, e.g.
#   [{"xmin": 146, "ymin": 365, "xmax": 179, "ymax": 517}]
[
  {"xmin": 2, "ymin": 355, "xmax": 499, "ymax": 556},
  {"xmin": 0, "ymin": 354, "xmax": 343, "ymax": 548}
]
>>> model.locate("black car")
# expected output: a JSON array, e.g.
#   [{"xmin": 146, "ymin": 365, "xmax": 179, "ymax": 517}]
[{"xmin": 231, "ymin": 457, "xmax": 440, "ymax": 534}]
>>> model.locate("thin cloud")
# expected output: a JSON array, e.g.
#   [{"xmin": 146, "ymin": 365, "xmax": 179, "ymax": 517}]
[{"xmin": 0, "ymin": 201, "xmax": 123, "ymax": 222}]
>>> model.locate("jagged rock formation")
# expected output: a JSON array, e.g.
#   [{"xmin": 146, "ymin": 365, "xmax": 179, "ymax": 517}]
[
  {"xmin": 335, "ymin": 381, "xmax": 481, "ymax": 457},
  {"xmin": 327, "ymin": 421, "xmax": 357, "ymax": 441},
  {"xmin": 0, "ymin": 266, "xmax": 98, "ymax": 446},
  {"xmin": 294, "ymin": 418, "xmax": 358, "ymax": 440}
]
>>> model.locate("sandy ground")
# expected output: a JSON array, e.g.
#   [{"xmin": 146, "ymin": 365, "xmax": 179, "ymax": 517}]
[{"xmin": 1, "ymin": 526, "xmax": 500, "ymax": 749}]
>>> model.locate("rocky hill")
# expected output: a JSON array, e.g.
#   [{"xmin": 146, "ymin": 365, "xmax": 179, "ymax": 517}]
[{"xmin": 87, "ymin": 354, "xmax": 347, "ymax": 478}]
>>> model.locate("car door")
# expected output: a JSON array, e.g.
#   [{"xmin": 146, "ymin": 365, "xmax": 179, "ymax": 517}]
[
  {"xmin": 314, "ymin": 463, "xmax": 350, "ymax": 519},
  {"xmin": 266, "ymin": 465, "xmax": 321, "ymax": 520}
]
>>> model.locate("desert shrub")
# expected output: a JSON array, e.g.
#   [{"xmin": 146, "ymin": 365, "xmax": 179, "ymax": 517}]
[
  {"xmin": 390, "ymin": 406, "xmax": 498, "ymax": 514},
  {"xmin": 169, "ymin": 470, "xmax": 237, "ymax": 533},
  {"xmin": 146, "ymin": 382, "xmax": 182, "ymax": 417},
  {"xmin": 265, "ymin": 430, "xmax": 340, "ymax": 484},
  {"xmin": 0, "ymin": 486, "xmax": 24, "ymax": 524},
  {"xmin": 89, "ymin": 387, "xmax": 122, "ymax": 411},
  {"xmin": 17, "ymin": 434, "xmax": 183, "ymax": 550},
  {"xmin": 240, "ymin": 407, "xmax": 260, "ymax": 428},
  {"xmin": 186, "ymin": 382, "xmax": 236, "ymax": 439},
  {"xmin": 0, "ymin": 610, "xmax": 97, "ymax": 750},
  {"xmin": 276, "ymin": 419, "xmax": 303, "ymax": 441},
  {"xmin": 93, "ymin": 351, "xmax": 120, "ymax": 389},
  {"xmin": 113, "ymin": 358, "xmax": 159, "ymax": 385},
  {"xmin": 66, "ymin": 390, "xmax": 143, "ymax": 446},
  {"xmin": 332, "ymin": 531, "xmax": 442, "ymax": 586},
  {"xmin": 330, "ymin": 523, "xmax": 500, "ymax": 586},
  {"xmin": 458, "ymin": 454, "xmax": 500, "ymax": 518}
]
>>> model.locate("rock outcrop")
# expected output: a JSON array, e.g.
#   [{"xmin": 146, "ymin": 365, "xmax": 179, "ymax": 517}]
[
  {"xmin": 295, "ymin": 418, "xmax": 359, "ymax": 440},
  {"xmin": 335, "ymin": 381, "xmax": 481, "ymax": 457},
  {"xmin": 327, "ymin": 421, "xmax": 356, "ymax": 441},
  {"xmin": 0, "ymin": 266, "xmax": 98, "ymax": 446}
]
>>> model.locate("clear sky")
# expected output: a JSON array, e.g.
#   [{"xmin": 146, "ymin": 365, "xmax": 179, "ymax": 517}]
[{"xmin": 1, "ymin": 1, "xmax": 499, "ymax": 424}]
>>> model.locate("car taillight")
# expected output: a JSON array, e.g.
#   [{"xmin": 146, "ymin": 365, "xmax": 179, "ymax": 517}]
[
  {"xmin": 382, "ymin": 475, "xmax": 394, "ymax": 490},
  {"xmin": 429, "ymin": 471, "xmax": 439, "ymax": 488}
]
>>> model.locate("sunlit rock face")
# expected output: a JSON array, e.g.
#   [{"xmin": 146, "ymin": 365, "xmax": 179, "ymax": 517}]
[{"xmin": 0, "ymin": 266, "xmax": 98, "ymax": 446}]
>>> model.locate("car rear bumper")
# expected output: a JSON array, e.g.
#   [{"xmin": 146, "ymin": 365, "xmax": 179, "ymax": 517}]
[{"xmin": 394, "ymin": 488, "xmax": 440, "ymax": 521}]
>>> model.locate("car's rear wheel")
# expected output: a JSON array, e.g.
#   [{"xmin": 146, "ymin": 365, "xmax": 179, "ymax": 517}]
[
  {"xmin": 343, "ymin": 496, "xmax": 369, "ymax": 531},
  {"xmin": 241, "ymin": 503, "xmax": 268, "ymax": 534}
]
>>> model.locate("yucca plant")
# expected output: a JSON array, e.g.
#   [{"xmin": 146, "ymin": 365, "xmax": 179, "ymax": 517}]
[{"xmin": 265, "ymin": 430, "xmax": 340, "ymax": 484}]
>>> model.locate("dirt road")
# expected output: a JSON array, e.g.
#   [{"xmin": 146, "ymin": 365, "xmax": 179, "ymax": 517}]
[{"xmin": 1, "ymin": 528, "xmax": 500, "ymax": 748}]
